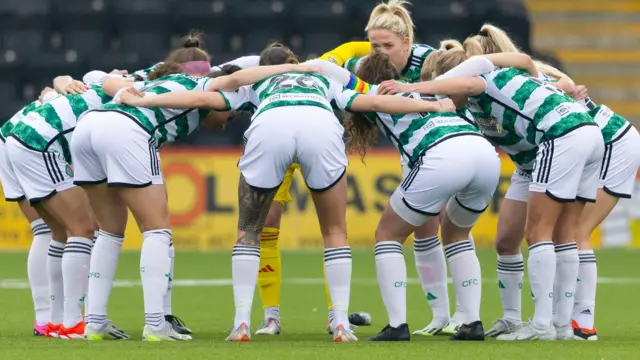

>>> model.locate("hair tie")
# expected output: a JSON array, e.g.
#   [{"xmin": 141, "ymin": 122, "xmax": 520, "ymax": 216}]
[
  {"xmin": 184, "ymin": 40, "xmax": 200, "ymax": 48},
  {"xmin": 180, "ymin": 61, "xmax": 211, "ymax": 75}
]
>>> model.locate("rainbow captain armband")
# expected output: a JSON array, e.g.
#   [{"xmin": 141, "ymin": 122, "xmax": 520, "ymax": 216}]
[{"xmin": 346, "ymin": 73, "xmax": 370, "ymax": 94}]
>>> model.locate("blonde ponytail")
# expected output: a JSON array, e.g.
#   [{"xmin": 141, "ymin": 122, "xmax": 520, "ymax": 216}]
[
  {"xmin": 439, "ymin": 39, "xmax": 463, "ymax": 51},
  {"xmin": 420, "ymin": 50, "xmax": 442, "ymax": 80},
  {"xmin": 366, "ymin": 0, "xmax": 415, "ymax": 45},
  {"xmin": 477, "ymin": 24, "xmax": 520, "ymax": 54},
  {"xmin": 533, "ymin": 60, "xmax": 567, "ymax": 80},
  {"xmin": 462, "ymin": 37, "xmax": 484, "ymax": 57}
]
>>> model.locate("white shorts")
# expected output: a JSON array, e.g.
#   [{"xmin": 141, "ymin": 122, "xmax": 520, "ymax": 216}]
[
  {"xmin": 71, "ymin": 110, "xmax": 163, "ymax": 187},
  {"xmin": 599, "ymin": 125, "xmax": 640, "ymax": 198},
  {"xmin": 0, "ymin": 140, "xmax": 25, "ymax": 201},
  {"xmin": 530, "ymin": 125, "xmax": 604, "ymax": 202},
  {"xmin": 239, "ymin": 106, "xmax": 348, "ymax": 191},
  {"xmin": 5, "ymin": 137, "xmax": 75, "ymax": 204},
  {"xmin": 390, "ymin": 135, "xmax": 500, "ymax": 227},
  {"xmin": 505, "ymin": 168, "xmax": 532, "ymax": 202}
]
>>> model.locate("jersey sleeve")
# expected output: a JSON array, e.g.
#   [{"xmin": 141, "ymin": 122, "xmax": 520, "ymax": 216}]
[
  {"xmin": 194, "ymin": 77, "xmax": 213, "ymax": 92},
  {"xmin": 343, "ymin": 57, "xmax": 366, "ymax": 74},
  {"xmin": 319, "ymin": 42, "xmax": 371, "ymax": 66},
  {"xmin": 304, "ymin": 59, "xmax": 372, "ymax": 94},
  {"xmin": 211, "ymin": 55, "xmax": 260, "ymax": 72},
  {"xmin": 436, "ymin": 56, "xmax": 495, "ymax": 81},
  {"xmin": 329, "ymin": 79, "xmax": 360, "ymax": 111},
  {"xmin": 217, "ymin": 85, "xmax": 253, "ymax": 111},
  {"xmin": 132, "ymin": 62, "xmax": 163, "ymax": 81}
]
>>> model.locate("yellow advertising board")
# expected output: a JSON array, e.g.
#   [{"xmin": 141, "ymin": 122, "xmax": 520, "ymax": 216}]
[{"xmin": 0, "ymin": 148, "xmax": 635, "ymax": 250}]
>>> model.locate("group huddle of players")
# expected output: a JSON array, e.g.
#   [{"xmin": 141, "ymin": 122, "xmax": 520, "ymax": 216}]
[{"xmin": 1, "ymin": 0, "xmax": 638, "ymax": 342}]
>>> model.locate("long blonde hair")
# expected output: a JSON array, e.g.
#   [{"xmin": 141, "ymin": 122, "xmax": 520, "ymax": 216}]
[
  {"xmin": 420, "ymin": 38, "xmax": 483, "ymax": 80},
  {"xmin": 472, "ymin": 23, "xmax": 567, "ymax": 80},
  {"xmin": 365, "ymin": 0, "xmax": 415, "ymax": 45}
]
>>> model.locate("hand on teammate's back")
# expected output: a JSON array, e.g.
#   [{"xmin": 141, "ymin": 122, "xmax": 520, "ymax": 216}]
[
  {"xmin": 62, "ymin": 80, "xmax": 89, "ymax": 95},
  {"xmin": 293, "ymin": 64, "xmax": 323, "ymax": 74},
  {"xmin": 118, "ymin": 88, "xmax": 144, "ymax": 106},
  {"xmin": 377, "ymin": 80, "xmax": 409, "ymax": 95},
  {"xmin": 38, "ymin": 87, "xmax": 55, "ymax": 102},
  {"xmin": 570, "ymin": 85, "xmax": 589, "ymax": 101},
  {"xmin": 436, "ymin": 99, "xmax": 456, "ymax": 113}
]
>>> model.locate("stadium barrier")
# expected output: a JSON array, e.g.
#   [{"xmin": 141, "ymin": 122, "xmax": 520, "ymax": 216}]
[{"xmin": 0, "ymin": 148, "xmax": 638, "ymax": 250}]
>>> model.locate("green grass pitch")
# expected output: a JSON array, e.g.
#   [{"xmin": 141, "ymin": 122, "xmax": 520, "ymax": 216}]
[{"xmin": 0, "ymin": 248, "xmax": 638, "ymax": 360}]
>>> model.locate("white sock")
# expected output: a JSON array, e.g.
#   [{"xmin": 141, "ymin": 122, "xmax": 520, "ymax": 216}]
[
  {"xmin": 265, "ymin": 306, "xmax": 280, "ymax": 321},
  {"xmin": 375, "ymin": 241, "xmax": 406, "ymax": 327},
  {"xmin": 324, "ymin": 246, "xmax": 352, "ymax": 328},
  {"xmin": 327, "ymin": 308, "xmax": 335, "ymax": 324},
  {"xmin": 86, "ymin": 230, "xmax": 123, "ymax": 328},
  {"xmin": 444, "ymin": 240, "xmax": 481, "ymax": 324},
  {"xmin": 451, "ymin": 300, "xmax": 465, "ymax": 323},
  {"xmin": 29, "ymin": 220, "xmax": 51, "ymax": 326},
  {"xmin": 163, "ymin": 243, "xmax": 174, "ymax": 316},
  {"xmin": 413, "ymin": 236, "xmax": 450, "ymax": 323},
  {"xmin": 497, "ymin": 254, "xmax": 524, "ymax": 323},
  {"xmin": 232, "ymin": 244, "xmax": 260, "ymax": 328},
  {"xmin": 84, "ymin": 231, "xmax": 99, "ymax": 315},
  {"xmin": 47, "ymin": 240, "xmax": 65, "ymax": 324},
  {"xmin": 573, "ymin": 250, "xmax": 596, "ymax": 329},
  {"xmin": 528, "ymin": 241, "xmax": 556, "ymax": 329},
  {"xmin": 450, "ymin": 233, "xmax": 475, "ymax": 323},
  {"xmin": 552, "ymin": 242, "xmax": 579, "ymax": 328},
  {"xmin": 140, "ymin": 229, "xmax": 172, "ymax": 329},
  {"xmin": 62, "ymin": 237, "xmax": 93, "ymax": 328}
]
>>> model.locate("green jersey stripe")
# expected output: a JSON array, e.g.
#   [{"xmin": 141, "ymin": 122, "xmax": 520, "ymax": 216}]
[
  {"xmin": 545, "ymin": 112, "xmax": 596, "ymax": 139},
  {"xmin": 398, "ymin": 113, "xmax": 460, "ymax": 146},
  {"xmin": 410, "ymin": 125, "xmax": 481, "ymax": 162},
  {"xmin": 101, "ymin": 104, "xmax": 154, "ymax": 133},
  {"xmin": 509, "ymin": 148, "xmax": 537, "ymax": 168},
  {"xmin": 68, "ymin": 95, "xmax": 90, "ymax": 120},
  {"xmin": 492, "ymin": 68, "xmax": 524, "ymax": 90},
  {"xmin": 254, "ymin": 100, "xmax": 333, "ymax": 119},
  {"xmin": 512, "ymin": 81, "xmax": 540, "ymax": 110},
  {"xmin": 9, "ymin": 122, "xmax": 48, "ymax": 149}
]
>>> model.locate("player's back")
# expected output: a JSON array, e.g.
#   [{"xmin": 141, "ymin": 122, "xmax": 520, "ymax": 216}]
[{"xmin": 100, "ymin": 73, "xmax": 212, "ymax": 147}]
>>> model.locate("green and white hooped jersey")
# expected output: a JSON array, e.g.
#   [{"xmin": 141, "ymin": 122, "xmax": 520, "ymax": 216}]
[
  {"xmin": 538, "ymin": 72, "xmax": 631, "ymax": 144},
  {"xmin": 132, "ymin": 62, "xmax": 163, "ymax": 81},
  {"xmin": 0, "ymin": 101, "xmax": 43, "ymax": 142},
  {"xmin": 588, "ymin": 104, "xmax": 631, "ymax": 144},
  {"xmin": 343, "ymin": 44, "xmax": 435, "ymax": 83},
  {"xmin": 219, "ymin": 72, "xmax": 360, "ymax": 119},
  {"xmin": 467, "ymin": 102, "xmax": 538, "ymax": 171},
  {"xmin": 9, "ymin": 85, "xmax": 112, "ymax": 162},
  {"xmin": 473, "ymin": 67, "xmax": 595, "ymax": 144},
  {"xmin": 97, "ymin": 74, "xmax": 212, "ymax": 148},
  {"xmin": 367, "ymin": 88, "xmax": 482, "ymax": 168}
]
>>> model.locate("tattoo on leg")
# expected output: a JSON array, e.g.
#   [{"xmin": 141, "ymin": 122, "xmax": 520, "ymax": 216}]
[{"xmin": 237, "ymin": 175, "xmax": 277, "ymax": 246}]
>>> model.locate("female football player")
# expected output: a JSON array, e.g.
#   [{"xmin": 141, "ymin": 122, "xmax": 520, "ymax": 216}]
[
  {"xmin": 347, "ymin": 52, "xmax": 500, "ymax": 341},
  {"xmin": 382, "ymin": 43, "xmax": 604, "ymax": 341},
  {"xmin": 464, "ymin": 24, "xmax": 640, "ymax": 341}
]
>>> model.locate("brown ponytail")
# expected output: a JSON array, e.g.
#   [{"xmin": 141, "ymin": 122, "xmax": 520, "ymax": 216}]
[
  {"xmin": 148, "ymin": 31, "xmax": 211, "ymax": 80},
  {"xmin": 344, "ymin": 53, "xmax": 400, "ymax": 161},
  {"xmin": 259, "ymin": 42, "xmax": 299, "ymax": 65}
]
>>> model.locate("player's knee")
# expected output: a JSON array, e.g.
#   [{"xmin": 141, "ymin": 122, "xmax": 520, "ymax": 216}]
[
  {"xmin": 66, "ymin": 219, "xmax": 95, "ymax": 239},
  {"xmin": 494, "ymin": 234, "xmax": 521, "ymax": 255}
]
